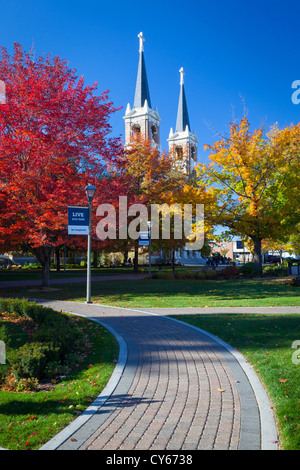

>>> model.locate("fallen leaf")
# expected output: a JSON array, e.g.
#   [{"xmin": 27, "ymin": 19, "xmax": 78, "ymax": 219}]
[
  {"xmin": 279, "ymin": 379, "xmax": 288, "ymax": 383},
  {"xmin": 218, "ymin": 388, "xmax": 225, "ymax": 392}
]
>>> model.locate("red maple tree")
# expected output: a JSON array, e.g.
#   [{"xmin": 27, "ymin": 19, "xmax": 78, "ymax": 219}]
[{"xmin": 0, "ymin": 43, "xmax": 122, "ymax": 286}]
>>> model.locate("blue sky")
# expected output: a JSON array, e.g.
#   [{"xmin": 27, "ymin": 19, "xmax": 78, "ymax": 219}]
[{"xmin": 0, "ymin": 0, "xmax": 299, "ymax": 163}]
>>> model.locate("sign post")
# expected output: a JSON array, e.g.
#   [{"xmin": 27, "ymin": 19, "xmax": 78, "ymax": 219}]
[
  {"xmin": 147, "ymin": 221, "xmax": 152, "ymax": 278},
  {"xmin": 68, "ymin": 189, "xmax": 95, "ymax": 304},
  {"xmin": 139, "ymin": 226, "xmax": 152, "ymax": 278},
  {"xmin": 84, "ymin": 184, "xmax": 96, "ymax": 304}
]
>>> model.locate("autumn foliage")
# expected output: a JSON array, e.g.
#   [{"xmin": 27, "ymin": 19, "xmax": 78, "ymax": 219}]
[
  {"xmin": 0, "ymin": 43, "xmax": 121, "ymax": 285},
  {"xmin": 197, "ymin": 117, "xmax": 300, "ymax": 271}
]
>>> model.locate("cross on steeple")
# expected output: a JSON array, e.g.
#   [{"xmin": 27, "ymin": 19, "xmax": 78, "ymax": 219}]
[
  {"xmin": 138, "ymin": 32, "xmax": 145, "ymax": 52},
  {"xmin": 179, "ymin": 67, "xmax": 185, "ymax": 85}
]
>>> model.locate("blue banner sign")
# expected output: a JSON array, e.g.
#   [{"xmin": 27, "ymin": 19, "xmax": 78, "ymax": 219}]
[
  {"xmin": 68, "ymin": 206, "xmax": 89, "ymax": 235},
  {"xmin": 139, "ymin": 231, "xmax": 150, "ymax": 246}
]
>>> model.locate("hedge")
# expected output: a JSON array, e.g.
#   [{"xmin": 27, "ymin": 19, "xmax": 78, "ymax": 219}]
[{"xmin": 0, "ymin": 298, "xmax": 85, "ymax": 380}]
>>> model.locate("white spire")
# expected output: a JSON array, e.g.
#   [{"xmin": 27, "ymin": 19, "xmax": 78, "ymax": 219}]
[
  {"xmin": 179, "ymin": 67, "xmax": 185, "ymax": 85},
  {"xmin": 138, "ymin": 32, "xmax": 145, "ymax": 52}
]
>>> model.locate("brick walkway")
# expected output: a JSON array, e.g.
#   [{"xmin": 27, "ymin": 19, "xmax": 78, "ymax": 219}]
[{"xmin": 39, "ymin": 301, "xmax": 279, "ymax": 451}]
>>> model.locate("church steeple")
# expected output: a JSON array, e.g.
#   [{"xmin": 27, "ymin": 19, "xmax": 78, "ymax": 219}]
[
  {"xmin": 168, "ymin": 68, "xmax": 198, "ymax": 174},
  {"xmin": 175, "ymin": 67, "xmax": 190, "ymax": 133},
  {"xmin": 134, "ymin": 32, "xmax": 152, "ymax": 109},
  {"xmin": 124, "ymin": 32, "xmax": 161, "ymax": 147}
]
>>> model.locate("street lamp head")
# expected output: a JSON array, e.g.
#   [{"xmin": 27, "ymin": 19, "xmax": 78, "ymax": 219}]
[{"xmin": 85, "ymin": 184, "xmax": 96, "ymax": 203}]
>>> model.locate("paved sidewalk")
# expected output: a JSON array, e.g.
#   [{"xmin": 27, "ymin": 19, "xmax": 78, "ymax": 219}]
[{"xmin": 39, "ymin": 300, "xmax": 279, "ymax": 451}]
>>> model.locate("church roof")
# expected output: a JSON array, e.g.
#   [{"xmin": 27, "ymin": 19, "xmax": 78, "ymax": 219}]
[
  {"xmin": 134, "ymin": 32, "xmax": 152, "ymax": 109},
  {"xmin": 175, "ymin": 68, "xmax": 191, "ymax": 133}
]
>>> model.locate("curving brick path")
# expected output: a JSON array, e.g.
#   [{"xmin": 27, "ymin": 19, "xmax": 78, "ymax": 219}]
[{"xmin": 39, "ymin": 301, "xmax": 278, "ymax": 451}]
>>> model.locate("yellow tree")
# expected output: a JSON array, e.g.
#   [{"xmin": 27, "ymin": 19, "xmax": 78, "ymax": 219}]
[{"xmin": 197, "ymin": 117, "xmax": 300, "ymax": 273}]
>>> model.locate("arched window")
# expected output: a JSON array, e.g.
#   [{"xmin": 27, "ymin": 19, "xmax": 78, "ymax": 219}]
[
  {"xmin": 191, "ymin": 146, "xmax": 196, "ymax": 160},
  {"xmin": 151, "ymin": 124, "xmax": 158, "ymax": 143},
  {"xmin": 175, "ymin": 146, "xmax": 183, "ymax": 159},
  {"xmin": 132, "ymin": 124, "xmax": 141, "ymax": 138}
]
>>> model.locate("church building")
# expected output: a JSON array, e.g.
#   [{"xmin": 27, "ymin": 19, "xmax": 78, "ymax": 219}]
[
  {"xmin": 123, "ymin": 32, "xmax": 204, "ymax": 265},
  {"xmin": 124, "ymin": 32, "xmax": 198, "ymax": 175}
]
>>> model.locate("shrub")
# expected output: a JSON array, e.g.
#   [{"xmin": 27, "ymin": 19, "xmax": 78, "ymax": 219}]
[
  {"xmin": 238, "ymin": 262, "xmax": 262, "ymax": 278},
  {"xmin": 0, "ymin": 298, "xmax": 29, "ymax": 317},
  {"xmin": 0, "ymin": 368, "xmax": 6, "ymax": 385},
  {"xmin": 44, "ymin": 361, "xmax": 69, "ymax": 378},
  {"xmin": 152, "ymin": 271, "xmax": 176, "ymax": 280},
  {"xmin": 195, "ymin": 272, "xmax": 206, "ymax": 280},
  {"xmin": 9, "ymin": 341, "xmax": 62, "ymax": 379},
  {"xmin": 0, "ymin": 298, "xmax": 49, "ymax": 319},
  {"xmin": 221, "ymin": 265, "xmax": 239, "ymax": 279},
  {"xmin": 205, "ymin": 269, "xmax": 218, "ymax": 280},
  {"xmin": 16, "ymin": 377, "xmax": 39, "ymax": 392},
  {"xmin": 175, "ymin": 271, "xmax": 197, "ymax": 280},
  {"xmin": 33, "ymin": 323, "xmax": 84, "ymax": 357},
  {"xmin": 0, "ymin": 324, "xmax": 12, "ymax": 347},
  {"xmin": 0, "ymin": 299, "xmax": 88, "ymax": 386},
  {"xmin": 263, "ymin": 263, "xmax": 288, "ymax": 277},
  {"xmin": 27, "ymin": 305, "xmax": 65, "ymax": 325},
  {"xmin": 289, "ymin": 276, "xmax": 300, "ymax": 287},
  {"xmin": 9, "ymin": 342, "xmax": 49, "ymax": 379}
]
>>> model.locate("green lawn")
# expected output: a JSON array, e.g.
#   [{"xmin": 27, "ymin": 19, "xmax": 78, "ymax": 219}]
[
  {"xmin": 0, "ymin": 314, "xmax": 119, "ymax": 450},
  {"xmin": 1, "ymin": 277, "xmax": 300, "ymax": 308},
  {"xmin": 172, "ymin": 313, "xmax": 300, "ymax": 450}
]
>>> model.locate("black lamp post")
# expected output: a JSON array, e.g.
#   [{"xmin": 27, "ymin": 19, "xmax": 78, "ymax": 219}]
[
  {"xmin": 85, "ymin": 184, "xmax": 96, "ymax": 303},
  {"xmin": 147, "ymin": 220, "xmax": 152, "ymax": 278}
]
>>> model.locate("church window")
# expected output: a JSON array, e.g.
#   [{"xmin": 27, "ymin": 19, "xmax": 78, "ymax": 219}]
[
  {"xmin": 132, "ymin": 124, "xmax": 141, "ymax": 138},
  {"xmin": 191, "ymin": 146, "xmax": 196, "ymax": 160},
  {"xmin": 151, "ymin": 125, "xmax": 156, "ymax": 138},
  {"xmin": 176, "ymin": 146, "xmax": 183, "ymax": 159}
]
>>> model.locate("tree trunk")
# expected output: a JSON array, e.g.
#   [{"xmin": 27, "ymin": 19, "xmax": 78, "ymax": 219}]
[
  {"xmin": 251, "ymin": 236, "xmax": 263, "ymax": 275},
  {"xmin": 31, "ymin": 246, "xmax": 54, "ymax": 288},
  {"xmin": 133, "ymin": 242, "xmax": 139, "ymax": 273},
  {"xmin": 123, "ymin": 249, "xmax": 128, "ymax": 266},
  {"xmin": 56, "ymin": 247, "xmax": 60, "ymax": 272},
  {"xmin": 171, "ymin": 248, "xmax": 175, "ymax": 271},
  {"xmin": 93, "ymin": 250, "xmax": 98, "ymax": 268}
]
